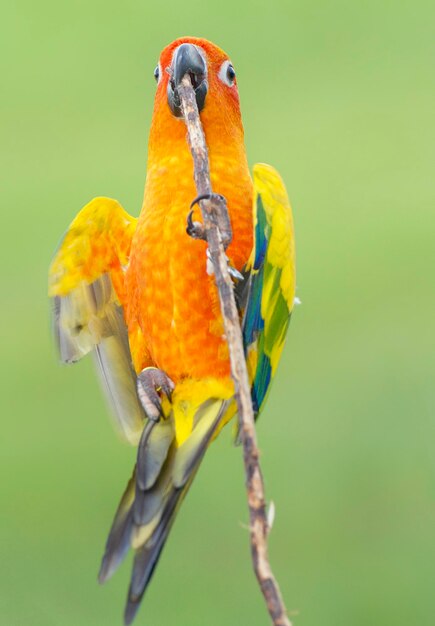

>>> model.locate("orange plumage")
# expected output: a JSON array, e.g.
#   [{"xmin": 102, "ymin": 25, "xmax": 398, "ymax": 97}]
[{"xmin": 125, "ymin": 37, "xmax": 253, "ymax": 380}]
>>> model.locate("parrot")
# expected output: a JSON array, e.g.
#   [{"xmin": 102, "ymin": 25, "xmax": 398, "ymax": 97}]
[{"xmin": 49, "ymin": 37, "xmax": 296, "ymax": 624}]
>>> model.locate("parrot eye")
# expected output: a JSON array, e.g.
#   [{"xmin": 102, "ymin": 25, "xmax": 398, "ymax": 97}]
[
  {"xmin": 227, "ymin": 64, "xmax": 236, "ymax": 82},
  {"xmin": 153, "ymin": 65, "xmax": 160, "ymax": 83},
  {"xmin": 218, "ymin": 60, "xmax": 236, "ymax": 87}
]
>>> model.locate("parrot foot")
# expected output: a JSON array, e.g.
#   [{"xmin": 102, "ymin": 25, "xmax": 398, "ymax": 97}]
[
  {"xmin": 136, "ymin": 367, "xmax": 175, "ymax": 421},
  {"xmin": 188, "ymin": 193, "xmax": 233, "ymax": 249}
]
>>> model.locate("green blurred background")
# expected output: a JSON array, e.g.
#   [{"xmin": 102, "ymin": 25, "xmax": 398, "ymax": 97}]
[{"xmin": 1, "ymin": 1, "xmax": 434, "ymax": 625}]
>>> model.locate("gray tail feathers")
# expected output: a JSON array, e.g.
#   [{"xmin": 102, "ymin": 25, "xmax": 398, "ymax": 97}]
[{"xmin": 98, "ymin": 398, "xmax": 229, "ymax": 625}]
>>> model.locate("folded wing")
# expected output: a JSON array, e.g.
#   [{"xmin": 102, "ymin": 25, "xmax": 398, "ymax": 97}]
[{"xmin": 242, "ymin": 163, "xmax": 296, "ymax": 415}]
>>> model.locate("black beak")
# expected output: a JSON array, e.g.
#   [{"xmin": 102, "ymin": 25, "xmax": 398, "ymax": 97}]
[{"xmin": 167, "ymin": 43, "xmax": 208, "ymax": 117}]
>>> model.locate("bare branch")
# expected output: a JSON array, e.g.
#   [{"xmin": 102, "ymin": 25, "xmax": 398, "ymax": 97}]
[{"xmin": 178, "ymin": 75, "xmax": 292, "ymax": 626}]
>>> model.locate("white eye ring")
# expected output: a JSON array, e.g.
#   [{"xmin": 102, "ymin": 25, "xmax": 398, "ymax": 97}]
[
  {"xmin": 154, "ymin": 62, "xmax": 162, "ymax": 84},
  {"xmin": 218, "ymin": 60, "xmax": 236, "ymax": 87}
]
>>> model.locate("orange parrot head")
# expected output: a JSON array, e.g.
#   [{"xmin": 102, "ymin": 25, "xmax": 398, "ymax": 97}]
[{"xmin": 147, "ymin": 37, "xmax": 245, "ymax": 159}]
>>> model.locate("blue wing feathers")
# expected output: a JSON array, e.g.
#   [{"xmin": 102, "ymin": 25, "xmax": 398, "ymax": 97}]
[
  {"xmin": 253, "ymin": 196, "xmax": 269, "ymax": 270},
  {"xmin": 251, "ymin": 340, "xmax": 272, "ymax": 413},
  {"xmin": 242, "ymin": 266, "xmax": 264, "ymax": 346}
]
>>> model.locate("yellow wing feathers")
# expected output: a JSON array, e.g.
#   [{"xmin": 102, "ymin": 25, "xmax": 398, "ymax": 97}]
[
  {"xmin": 253, "ymin": 163, "xmax": 296, "ymax": 312},
  {"xmin": 49, "ymin": 197, "xmax": 144, "ymax": 444},
  {"xmin": 49, "ymin": 197, "xmax": 137, "ymax": 301}
]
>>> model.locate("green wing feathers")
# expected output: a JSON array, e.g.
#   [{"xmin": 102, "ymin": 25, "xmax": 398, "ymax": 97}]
[{"xmin": 242, "ymin": 163, "xmax": 296, "ymax": 414}]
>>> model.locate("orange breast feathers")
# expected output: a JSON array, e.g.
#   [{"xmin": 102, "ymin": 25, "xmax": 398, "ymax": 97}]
[
  {"xmin": 126, "ymin": 163, "xmax": 253, "ymax": 382},
  {"xmin": 125, "ymin": 38, "xmax": 253, "ymax": 382}
]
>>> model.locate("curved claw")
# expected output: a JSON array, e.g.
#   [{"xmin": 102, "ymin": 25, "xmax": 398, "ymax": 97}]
[
  {"xmin": 136, "ymin": 367, "xmax": 175, "ymax": 421},
  {"xmin": 228, "ymin": 264, "xmax": 244, "ymax": 281},
  {"xmin": 186, "ymin": 209, "xmax": 206, "ymax": 241},
  {"xmin": 190, "ymin": 193, "xmax": 225, "ymax": 209}
]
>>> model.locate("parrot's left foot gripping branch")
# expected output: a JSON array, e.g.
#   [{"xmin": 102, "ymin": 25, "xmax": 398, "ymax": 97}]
[{"xmin": 186, "ymin": 192, "xmax": 232, "ymax": 250}]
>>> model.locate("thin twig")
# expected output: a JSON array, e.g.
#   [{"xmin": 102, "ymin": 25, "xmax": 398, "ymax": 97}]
[{"xmin": 178, "ymin": 75, "xmax": 292, "ymax": 626}]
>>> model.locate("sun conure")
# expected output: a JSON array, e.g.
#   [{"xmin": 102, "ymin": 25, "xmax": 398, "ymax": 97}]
[{"xmin": 49, "ymin": 36, "xmax": 296, "ymax": 624}]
